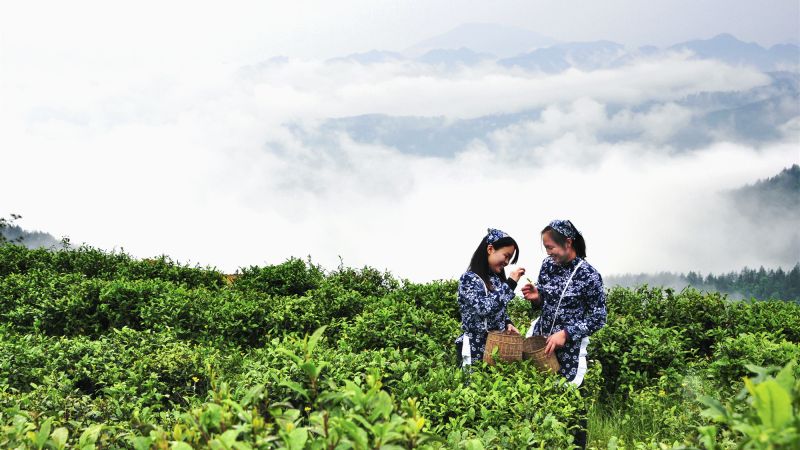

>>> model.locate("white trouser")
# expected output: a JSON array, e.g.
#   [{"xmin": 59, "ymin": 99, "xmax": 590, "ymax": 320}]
[{"xmin": 461, "ymin": 334, "xmax": 472, "ymax": 366}]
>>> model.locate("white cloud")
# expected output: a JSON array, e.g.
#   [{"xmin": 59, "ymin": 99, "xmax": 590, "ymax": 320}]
[
  {"xmin": 230, "ymin": 54, "xmax": 769, "ymax": 120},
  {"xmin": 1, "ymin": 51, "xmax": 797, "ymax": 281}
]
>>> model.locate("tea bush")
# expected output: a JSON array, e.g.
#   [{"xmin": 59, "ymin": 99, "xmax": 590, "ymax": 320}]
[
  {"xmin": 339, "ymin": 297, "xmax": 460, "ymax": 357},
  {"xmin": 724, "ymin": 299, "xmax": 800, "ymax": 341},
  {"xmin": 699, "ymin": 361, "xmax": 799, "ymax": 448},
  {"xmin": 388, "ymin": 280, "xmax": 460, "ymax": 321},
  {"xmin": 233, "ymin": 257, "xmax": 324, "ymax": 297},
  {"xmin": 0, "ymin": 244, "xmax": 224, "ymax": 288},
  {"xmin": 0, "ymin": 327, "xmax": 222, "ymax": 416},
  {"xmin": 708, "ymin": 332, "xmax": 800, "ymax": 391},
  {"xmin": 326, "ymin": 264, "xmax": 400, "ymax": 298},
  {"xmin": 1, "ymin": 243, "xmax": 799, "ymax": 449},
  {"xmin": 592, "ymin": 318, "xmax": 691, "ymax": 394}
]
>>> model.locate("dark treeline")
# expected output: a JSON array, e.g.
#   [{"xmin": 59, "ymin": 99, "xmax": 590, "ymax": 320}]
[
  {"xmin": 0, "ymin": 224, "xmax": 63, "ymax": 249},
  {"xmin": 0, "ymin": 214, "xmax": 62, "ymax": 249},
  {"xmin": 729, "ymin": 163, "xmax": 800, "ymax": 215},
  {"xmin": 607, "ymin": 263, "xmax": 800, "ymax": 302}
]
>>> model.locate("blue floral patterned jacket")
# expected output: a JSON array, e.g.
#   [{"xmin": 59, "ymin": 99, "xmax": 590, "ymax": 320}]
[
  {"xmin": 532, "ymin": 256, "xmax": 607, "ymax": 381},
  {"xmin": 454, "ymin": 271, "xmax": 516, "ymax": 361}
]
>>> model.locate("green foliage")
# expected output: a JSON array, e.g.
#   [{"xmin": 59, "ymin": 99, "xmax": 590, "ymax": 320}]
[
  {"xmin": 506, "ymin": 297, "xmax": 535, "ymax": 333},
  {"xmin": 0, "ymin": 244, "xmax": 224, "ymax": 288},
  {"xmin": 1, "ymin": 244, "xmax": 799, "ymax": 448},
  {"xmin": 699, "ymin": 361, "xmax": 800, "ymax": 448},
  {"xmin": 593, "ymin": 318, "xmax": 690, "ymax": 394},
  {"xmin": 326, "ymin": 263, "xmax": 400, "ymax": 298},
  {"xmin": 339, "ymin": 297, "xmax": 460, "ymax": 357},
  {"xmin": 234, "ymin": 258, "xmax": 324, "ymax": 297},
  {"xmin": 725, "ymin": 299, "xmax": 800, "ymax": 341},
  {"xmin": 389, "ymin": 280, "xmax": 460, "ymax": 321},
  {"xmin": 708, "ymin": 333, "xmax": 800, "ymax": 392}
]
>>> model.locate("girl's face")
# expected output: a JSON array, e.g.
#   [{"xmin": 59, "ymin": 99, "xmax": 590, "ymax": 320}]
[
  {"xmin": 542, "ymin": 231, "xmax": 573, "ymax": 265},
  {"xmin": 487, "ymin": 244, "xmax": 516, "ymax": 274}
]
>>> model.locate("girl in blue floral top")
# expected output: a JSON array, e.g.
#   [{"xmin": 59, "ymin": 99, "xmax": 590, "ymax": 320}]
[
  {"xmin": 455, "ymin": 228, "xmax": 526, "ymax": 366},
  {"xmin": 521, "ymin": 220, "xmax": 607, "ymax": 387}
]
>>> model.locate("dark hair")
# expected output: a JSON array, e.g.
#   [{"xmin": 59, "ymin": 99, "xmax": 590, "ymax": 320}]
[
  {"xmin": 467, "ymin": 236, "xmax": 519, "ymax": 290},
  {"xmin": 541, "ymin": 223, "xmax": 587, "ymax": 258}
]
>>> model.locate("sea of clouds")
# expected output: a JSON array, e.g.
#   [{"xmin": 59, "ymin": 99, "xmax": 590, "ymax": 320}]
[{"xmin": 3, "ymin": 48, "xmax": 798, "ymax": 281}]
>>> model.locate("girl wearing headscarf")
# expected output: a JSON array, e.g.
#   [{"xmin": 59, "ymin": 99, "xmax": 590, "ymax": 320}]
[
  {"xmin": 522, "ymin": 220, "xmax": 607, "ymax": 386},
  {"xmin": 455, "ymin": 228, "xmax": 525, "ymax": 366},
  {"xmin": 522, "ymin": 220, "xmax": 606, "ymax": 449}
]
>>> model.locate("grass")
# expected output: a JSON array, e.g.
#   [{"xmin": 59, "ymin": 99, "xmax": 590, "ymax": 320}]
[{"xmin": 587, "ymin": 393, "xmax": 697, "ymax": 448}]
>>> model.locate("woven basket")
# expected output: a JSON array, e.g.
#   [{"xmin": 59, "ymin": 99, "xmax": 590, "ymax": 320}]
[
  {"xmin": 482, "ymin": 331, "xmax": 523, "ymax": 365},
  {"xmin": 522, "ymin": 336, "xmax": 561, "ymax": 373}
]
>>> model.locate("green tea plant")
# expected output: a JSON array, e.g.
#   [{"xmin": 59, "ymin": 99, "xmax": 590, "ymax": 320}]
[
  {"xmin": 699, "ymin": 361, "xmax": 799, "ymax": 448},
  {"xmin": 1, "ymin": 244, "xmax": 799, "ymax": 448}
]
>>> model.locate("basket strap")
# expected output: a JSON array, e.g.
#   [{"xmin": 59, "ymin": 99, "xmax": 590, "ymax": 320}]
[
  {"xmin": 479, "ymin": 278, "xmax": 488, "ymax": 332},
  {"xmin": 548, "ymin": 260, "xmax": 584, "ymax": 336}
]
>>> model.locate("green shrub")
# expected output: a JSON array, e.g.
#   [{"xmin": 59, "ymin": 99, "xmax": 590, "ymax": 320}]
[
  {"xmin": 339, "ymin": 298, "xmax": 460, "ymax": 357},
  {"xmin": 0, "ymin": 327, "xmax": 221, "ymax": 418},
  {"xmin": 593, "ymin": 318, "xmax": 690, "ymax": 395},
  {"xmin": 326, "ymin": 264, "xmax": 400, "ymax": 297},
  {"xmin": 708, "ymin": 332, "xmax": 800, "ymax": 390},
  {"xmin": 3, "ymin": 243, "xmax": 800, "ymax": 448},
  {"xmin": 724, "ymin": 300, "xmax": 800, "ymax": 342},
  {"xmin": 389, "ymin": 280, "xmax": 460, "ymax": 320},
  {"xmin": 0, "ymin": 269, "xmax": 85, "ymax": 332},
  {"xmin": 698, "ymin": 361, "xmax": 799, "ymax": 449},
  {"xmin": 234, "ymin": 257, "xmax": 324, "ymax": 297}
]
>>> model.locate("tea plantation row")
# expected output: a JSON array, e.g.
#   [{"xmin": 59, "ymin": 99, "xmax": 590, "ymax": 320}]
[{"xmin": 0, "ymin": 245, "xmax": 798, "ymax": 448}]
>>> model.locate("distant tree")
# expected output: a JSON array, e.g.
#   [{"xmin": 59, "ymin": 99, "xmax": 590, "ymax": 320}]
[
  {"xmin": 787, "ymin": 264, "xmax": 800, "ymax": 299},
  {"xmin": 607, "ymin": 263, "xmax": 800, "ymax": 302},
  {"xmin": 0, "ymin": 214, "xmax": 23, "ymax": 245}
]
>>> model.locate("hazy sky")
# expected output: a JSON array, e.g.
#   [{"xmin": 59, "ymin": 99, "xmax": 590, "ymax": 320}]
[
  {"xmin": 2, "ymin": 0, "xmax": 798, "ymax": 66},
  {"xmin": 1, "ymin": 1, "xmax": 799, "ymax": 281}
]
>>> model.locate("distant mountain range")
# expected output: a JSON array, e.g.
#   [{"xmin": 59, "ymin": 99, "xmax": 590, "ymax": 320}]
[
  {"xmin": 669, "ymin": 33, "xmax": 799, "ymax": 71},
  {"xmin": 402, "ymin": 23, "xmax": 558, "ymax": 58},
  {"xmin": 312, "ymin": 26, "xmax": 800, "ymax": 72},
  {"xmin": 303, "ymin": 71, "xmax": 799, "ymax": 156},
  {"xmin": 496, "ymin": 34, "xmax": 799, "ymax": 73},
  {"xmin": 497, "ymin": 40, "xmax": 626, "ymax": 72},
  {"xmin": 245, "ymin": 27, "xmax": 800, "ymax": 165}
]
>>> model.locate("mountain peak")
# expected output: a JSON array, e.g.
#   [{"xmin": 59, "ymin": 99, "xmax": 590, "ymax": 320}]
[
  {"xmin": 404, "ymin": 23, "xmax": 558, "ymax": 58},
  {"xmin": 327, "ymin": 50, "xmax": 405, "ymax": 65},
  {"xmin": 709, "ymin": 33, "xmax": 740, "ymax": 42}
]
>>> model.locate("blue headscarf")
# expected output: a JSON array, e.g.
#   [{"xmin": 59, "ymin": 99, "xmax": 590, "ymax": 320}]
[
  {"xmin": 485, "ymin": 228, "xmax": 510, "ymax": 245},
  {"xmin": 548, "ymin": 220, "xmax": 582, "ymax": 240}
]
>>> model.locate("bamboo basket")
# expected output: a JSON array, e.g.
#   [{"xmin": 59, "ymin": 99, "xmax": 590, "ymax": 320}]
[
  {"xmin": 522, "ymin": 336, "xmax": 561, "ymax": 373},
  {"xmin": 482, "ymin": 331, "xmax": 523, "ymax": 365}
]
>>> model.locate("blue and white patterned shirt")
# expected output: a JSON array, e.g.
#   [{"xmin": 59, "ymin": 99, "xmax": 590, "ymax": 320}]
[
  {"xmin": 532, "ymin": 256, "xmax": 607, "ymax": 381},
  {"xmin": 455, "ymin": 271, "xmax": 515, "ymax": 361}
]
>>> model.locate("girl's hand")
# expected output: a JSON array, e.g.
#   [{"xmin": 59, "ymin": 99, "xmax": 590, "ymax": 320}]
[
  {"xmin": 544, "ymin": 330, "xmax": 568, "ymax": 355},
  {"xmin": 509, "ymin": 267, "xmax": 526, "ymax": 282},
  {"xmin": 506, "ymin": 323, "xmax": 520, "ymax": 335},
  {"xmin": 521, "ymin": 283, "xmax": 540, "ymax": 304}
]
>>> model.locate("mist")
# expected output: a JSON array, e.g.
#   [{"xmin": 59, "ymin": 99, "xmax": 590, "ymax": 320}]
[{"xmin": 2, "ymin": 30, "xmax": 799, "ymax": 282}]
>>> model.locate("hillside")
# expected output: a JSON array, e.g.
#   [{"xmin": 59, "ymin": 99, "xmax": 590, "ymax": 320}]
[
  {"xmin": 0, "ymin": 244, "xmax": 797, "ymax": 448},
  {"xmin": 0, "ymin": 224, "xmax": 62, "ymax": 249},
  {"xmin": 730, "ymin": 163, "xmax": 800, "ymax": 216}
]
